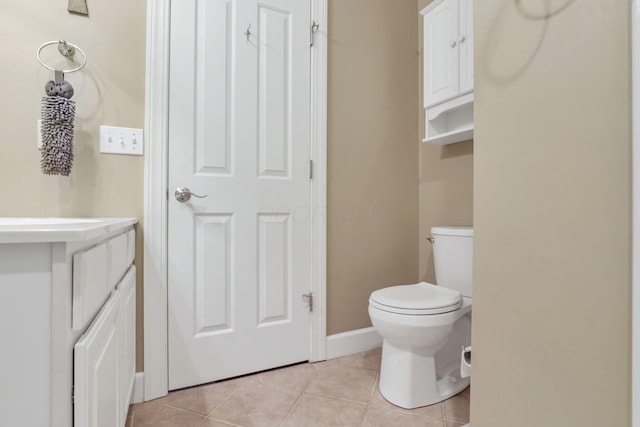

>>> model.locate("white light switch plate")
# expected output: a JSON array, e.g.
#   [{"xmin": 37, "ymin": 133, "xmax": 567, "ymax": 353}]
[{"xmin": 100, "ymin": 125, "xmax": 144, "ymax": 156}]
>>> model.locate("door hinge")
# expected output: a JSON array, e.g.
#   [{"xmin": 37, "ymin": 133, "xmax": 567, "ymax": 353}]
[
  {"xmin": 310, "ymin": 21, "xmax": 320, "ymax": 47},
  {"xmin": 309, "ymin": 159, "xmax": 314, "ymax": 179},
  {"xmin": 71, "ymin": 385, "xmax": 75, "ymax": 403},
  {"xmin": 303, "ymin": 292, "xmax": 314, "ymax": 312}
]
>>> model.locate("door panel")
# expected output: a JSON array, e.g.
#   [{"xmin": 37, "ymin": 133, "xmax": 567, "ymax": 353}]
[
  {"xmin": 257, "ymin": 213, "xmax": 291, "ymax": 325},
  {"xmin": 194, "ymin": 213, "xmax": 233, "ymax": 335},
  {"xmin": 258, "ymin": 5, "xmax": 292, "ymax": 178},
  {"xmin": 168, "ymin": 0, "xmax": 311, "ymax": 390},
  {"xmin": 195, "ymin": 0, "xmax": 234, "ymax": 175}
]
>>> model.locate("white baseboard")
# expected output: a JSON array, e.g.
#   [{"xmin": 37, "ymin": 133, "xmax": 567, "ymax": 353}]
[
  {"xmin": 131, "ymin": 372, "xmax": 145, "ymax": 404},
  {"xmin": 326, "ymin": 327, "xmax": 382, "ymax": 360}
]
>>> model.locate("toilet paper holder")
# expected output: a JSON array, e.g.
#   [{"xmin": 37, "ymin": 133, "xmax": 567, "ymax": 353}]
[
  {"xmin": 461, "ymin": 346, "xmax": 471, "ymax": 378},
  {"xmin": 462, "ymin": 346, "xmax": 471, "ymax": 364}
]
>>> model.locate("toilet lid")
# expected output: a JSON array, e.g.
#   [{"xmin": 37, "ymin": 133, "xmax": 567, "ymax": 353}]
[{"xmin": 369, "ymin": 282, "xmax": 462, "ymax": 315}]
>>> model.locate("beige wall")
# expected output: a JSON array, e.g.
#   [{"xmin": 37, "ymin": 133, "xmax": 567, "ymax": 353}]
[
  {"xmin": 327, "ymin": 0, "xmax": 419, "ymax": 335},
  {"xmin": 473, "ymin": 2, "xmax": 631, "ymax": 426},
  {"xmin": 419, "ymin": 141, "xmax": 474, "ymax": 282},
  {"xmin": 417, "ymin": 0, "xmax": 474, "ymax": 284},
  {"xmin": 0, "ymin": 0, "xmax": 146, "ymax": 369}
]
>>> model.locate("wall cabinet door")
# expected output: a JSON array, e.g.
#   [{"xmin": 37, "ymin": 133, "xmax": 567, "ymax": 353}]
[
  {"xmin": 424, "ymin": 0, "xmax": 460, "ymax": 108},
  {"xmin": 75, "ymin": 291, "xmax": 122, "ymax": 427},
  {"xmin": 458, "ymin": 0, "xmax": 474, "ymax": 95}
]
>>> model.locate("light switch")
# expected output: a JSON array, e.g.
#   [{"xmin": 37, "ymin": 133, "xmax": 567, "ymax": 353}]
[{"xmin": 100, "ymin": 125, "xmax": 144, "ymax": 156}]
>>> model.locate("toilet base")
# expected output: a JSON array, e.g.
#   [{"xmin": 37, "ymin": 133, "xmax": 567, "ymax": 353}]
[
  {"xmin": 378, "ymin": 339, "xmax": 469, "ymax": 409},
  {"xmin": 369, "ymin": 297, "xmax": 472, "ymax": 409}
]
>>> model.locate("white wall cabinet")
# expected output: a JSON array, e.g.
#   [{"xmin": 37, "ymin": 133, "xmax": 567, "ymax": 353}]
[
  {"xmin": 422, "ymin": 0, "xmax": 474, "ymax": 144},
  {"xmin": 0, "ymin": 219, "xmax": 136, "ymax": 427},
  {"xmin": 423, "ymin": 0, "xmax": 460, "ymax": 108}
]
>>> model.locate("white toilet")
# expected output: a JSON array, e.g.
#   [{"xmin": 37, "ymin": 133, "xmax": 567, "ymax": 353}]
[{"xmin": 368, "ymin": 226, "xmax": 473, "ymax": 409}]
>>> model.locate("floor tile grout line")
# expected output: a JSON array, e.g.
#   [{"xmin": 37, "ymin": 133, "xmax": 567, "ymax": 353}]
[
  {"xmin": 203, "ymin": 385, "xmax": 245, "ymax": 419},
  {"xmin": 303, "ymin": 389, "xmax": 370, "ymax": 407},
  {"xmin": 370, "ymin": 397, "xmax": 448, "ymax": 422},
  {"xmin": 302, "ymin": 388, "xmax": 452, "ymax": 425},
  {"xmin": 198, "ymin": 380, "xmax": 305, "ymax": 426},
  {"xmin": 163, "ymin": 403, "xmax": 209, "ymax": 418},
  {"xmin": 277, "ymin": 389, "xmax": 306, "ymax": 427},
  {"xmin": 257, "ymin": 364, "xmax": 319, "ymax": 395},
  {"xmin": 371, "ymin": 405, "xmax": 449, "ymax": 424},
  {"xmin": 360, "ymin": 404, "xmax": 372, "ymax": 427},
  {"xmin": 361, "ymin": 402, "xmax": 452, "ymax": 427},
  {"xmin": 369, "ymin": 370, "xmax": 380, "ymax": 400},
  {"xmin": 199, "ymin": 415, "xmax": 244, "ymax": 427}
]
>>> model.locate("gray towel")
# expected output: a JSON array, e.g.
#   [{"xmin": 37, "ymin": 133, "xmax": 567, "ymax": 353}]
[{"xmin": 41, "ymin": 70, "xmax": 75, "ymax": 176}]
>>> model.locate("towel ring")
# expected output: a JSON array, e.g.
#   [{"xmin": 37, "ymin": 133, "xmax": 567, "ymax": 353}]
[{"xmin": 37, "ymin": 40, "xmax": 87, "ymax": 73}]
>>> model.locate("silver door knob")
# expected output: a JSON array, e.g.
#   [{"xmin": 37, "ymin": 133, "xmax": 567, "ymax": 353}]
[
  {"xmin": 175, "ymin": 187, "xmax": 208, "ymax": 203},
  {"xmin": 459, "ymin": 35, "xmax": 466, "ymax": 43},
  {"xmin": 450, "ymin": 40, "xmax": 457, "ymax": 48}
]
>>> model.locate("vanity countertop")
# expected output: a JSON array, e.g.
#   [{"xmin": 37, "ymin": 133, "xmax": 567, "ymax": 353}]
[{"xmin": 0, "ymin": 218, "xmax": 137, "ymax": 244}]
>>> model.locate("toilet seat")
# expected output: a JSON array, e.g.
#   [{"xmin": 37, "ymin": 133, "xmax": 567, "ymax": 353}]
[{"xmin": 369, "ymin": 282, "xmax": 462, "ymax": 315}]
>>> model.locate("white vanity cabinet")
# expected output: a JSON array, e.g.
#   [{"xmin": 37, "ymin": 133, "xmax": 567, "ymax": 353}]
[
  {"xmin": 421, "ymin": 0, "xmax": 474, "ymax": 144},
  {"xmin": 0, "ymin": 218, "xmax": 137, "ymax": 427}
]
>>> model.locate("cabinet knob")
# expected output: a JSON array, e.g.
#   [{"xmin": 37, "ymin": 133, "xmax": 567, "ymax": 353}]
[
  {"xmin": 459, "ymin": 35, "xmax": 466, "ymax": 43},
  {"xmin": 450, "ymin": 40, "xmax": 457, "ymax": 48}
]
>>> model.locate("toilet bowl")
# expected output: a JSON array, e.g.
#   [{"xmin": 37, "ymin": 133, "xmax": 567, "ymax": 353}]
[{"xmin": 368, "ymin": 226, "xmax": 473, "ymax": 409}]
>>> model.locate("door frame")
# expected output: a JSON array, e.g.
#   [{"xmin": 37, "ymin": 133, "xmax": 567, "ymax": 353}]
[
  {"xmin": 142, "ymin": 0, "xmax": 328, "ymax": 401},
  {"xmin": 633, "ymin": 2, "xmax": 639, "ymax": 426}
]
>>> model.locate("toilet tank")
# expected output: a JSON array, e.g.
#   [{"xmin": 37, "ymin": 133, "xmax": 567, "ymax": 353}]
[{"xmin": 431, "ymin": 226, "xmax": 473, "ymax": 297}]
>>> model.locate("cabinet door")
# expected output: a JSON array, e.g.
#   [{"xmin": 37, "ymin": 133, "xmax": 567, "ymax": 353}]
[
  {"xmin": 119, "ymin": 267, "xmax": 136, "ymax": 426},
  {"xmin": 73, "ymin": 242, "xmax": 110, "ymax": 330},
  {"xmin": 424, "ymin": 0, "xmax": 460, "ymax": 108},
  {"xmin": 459, "ymin": 0, "xmax": 474, "ymax": 95},
  {"xmin": 108, "ymin": 232, "xmax": 129, "ymax": 288},
  {"xmin": 75, "ymin": 291, "xmax": 121, "ymax": 427}
]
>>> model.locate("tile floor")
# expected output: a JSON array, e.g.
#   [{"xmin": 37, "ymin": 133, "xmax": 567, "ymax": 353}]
[{"xmin": 127, "ymin": 348, "xmax": 470, "ymax": 427}]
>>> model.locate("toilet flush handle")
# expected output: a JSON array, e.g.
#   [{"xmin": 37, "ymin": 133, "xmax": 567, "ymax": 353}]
[{"xmin": 426, "ymin": 237, "xmax": 434, "ymax": 244}]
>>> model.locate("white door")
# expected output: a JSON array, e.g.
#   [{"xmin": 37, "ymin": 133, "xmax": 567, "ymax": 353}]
[
  {"xmin": 458, "ymin": 0, "xmax": 474, "ymax": 95},
  {"xmin": 423, "ymin": 0, "xmax": 460, "ymax": 108},
  {"xmin": 168, "ymin": 0, "xmax": 312, "ymax": 390}
]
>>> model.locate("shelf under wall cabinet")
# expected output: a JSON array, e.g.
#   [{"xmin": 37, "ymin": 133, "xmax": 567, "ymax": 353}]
[{"xmin": 423, "ymin": 92, "xmax": 474, "ymax": 145}]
